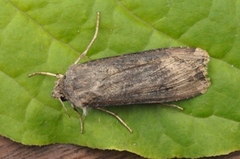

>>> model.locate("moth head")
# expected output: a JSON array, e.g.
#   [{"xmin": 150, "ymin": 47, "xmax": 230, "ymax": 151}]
[{"xmin": 52, "ymin": 76, "xmax": 67, "ymax": 101}]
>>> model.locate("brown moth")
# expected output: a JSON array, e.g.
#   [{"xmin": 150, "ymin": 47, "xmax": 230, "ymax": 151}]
[{"xmin": 29, "ymin": 12, "xmax": 210, "ymax": 133}]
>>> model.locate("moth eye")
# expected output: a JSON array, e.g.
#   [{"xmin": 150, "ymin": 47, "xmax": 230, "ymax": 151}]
[{"xmin": 60, "ymin": 96, "xmax": 67, "ymax": 101}]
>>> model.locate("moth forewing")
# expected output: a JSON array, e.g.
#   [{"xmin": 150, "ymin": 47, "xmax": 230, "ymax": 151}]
[{"xmin": 62, "ymin": 48, "xmax": 210, "ymax": 108}]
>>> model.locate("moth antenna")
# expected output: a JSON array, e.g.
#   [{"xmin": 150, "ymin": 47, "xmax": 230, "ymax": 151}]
[
  {"xmin": 74, "ymin": 12, "xmax": 100, "ymax": 64},
  {"xmin": 96, "ymin": 107, "xmax": 133, "ymax": 133},
  {"xmin": 29, "ymin": 72, "xmax": 63, "ymax": 79},
  {"xmin": 58, "ymin": 98, "xmax": 70, "ymax": 117},
  {"xmin": 71, "ymin": 104, "xmax": 84, "ymax": 134}
]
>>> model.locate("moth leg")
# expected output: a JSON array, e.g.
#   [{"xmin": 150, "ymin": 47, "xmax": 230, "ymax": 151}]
[
  {"xmin": 29, "ymin": 72, "xmax": 63, "ymax": 79},
  {"xmin": 71, "ymin": 104, "xmax": 84, "ymax": 134},
  {"xmin": 96, "ymin": 107, "xmax": 133, "ymax": 133},
  {"xmin": 74, "ymin": 12, "xmax": 100, "ymax": 64},
  {"xmin": 163, "ymin": 104, "xmax": 183, "ymax": 110},
  {"xmin": 58, "ymin": 98, "xmax": 70, "ymax": 117}
]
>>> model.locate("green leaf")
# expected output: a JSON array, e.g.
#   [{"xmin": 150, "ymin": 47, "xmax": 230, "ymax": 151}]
[{"xmin": 1, "ymin": 0, "xmax": 240, "ymax": 158}]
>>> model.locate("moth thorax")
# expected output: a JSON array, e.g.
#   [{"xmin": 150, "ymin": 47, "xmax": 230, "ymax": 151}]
[{"xmin": 51, "ymin": 78, "xmax": 67, "ymax": 101}]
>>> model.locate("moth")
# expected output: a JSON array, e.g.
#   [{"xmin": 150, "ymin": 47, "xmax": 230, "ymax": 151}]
[{"xmin": 29, "ymin": 12, "xmax": 210, "ymax": 133}]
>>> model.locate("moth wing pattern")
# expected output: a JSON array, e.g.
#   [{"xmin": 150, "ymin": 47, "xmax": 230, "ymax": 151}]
[{"xmin": 62, "ymin": 47, "xmax": 210, "ymax": 108}]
